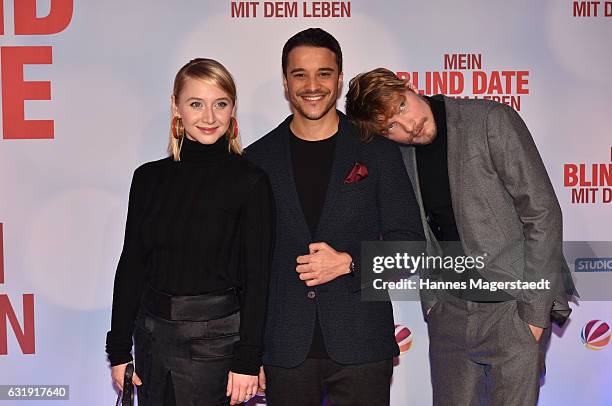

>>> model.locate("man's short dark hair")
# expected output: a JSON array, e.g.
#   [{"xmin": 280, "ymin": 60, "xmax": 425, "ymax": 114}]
[{"xmin": 282, "ymin": 28, "xmax": 343, "ymax": 76}]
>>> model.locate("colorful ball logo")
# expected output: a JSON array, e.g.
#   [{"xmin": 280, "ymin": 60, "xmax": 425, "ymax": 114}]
[
  {"xmin": 581, "ymin": 320, "xmax": 611, "ymax": 350},
  {"xmin": 395, "ymin": 324, "xmax": 413, "ymax": 354}
]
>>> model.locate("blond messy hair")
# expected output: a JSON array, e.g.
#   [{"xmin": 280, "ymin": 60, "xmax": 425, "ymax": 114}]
[
  {"xmin": 168, "ymin": 58, "xmax": 242, "ymax": 161},
  {"xmin": 345, "ymin": 68, "xmax": 409, "ymax": 142}
]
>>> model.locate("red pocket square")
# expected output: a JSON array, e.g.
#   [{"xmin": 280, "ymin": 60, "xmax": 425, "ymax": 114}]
[{"xmin": 344, "ymin": 162, "xmax": 369, "ymax": 184}]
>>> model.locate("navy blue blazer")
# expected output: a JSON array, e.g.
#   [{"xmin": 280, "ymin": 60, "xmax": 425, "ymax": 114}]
[{"xmin": 246, "ymin": 111, "xmax": 423, "ymax": 367}]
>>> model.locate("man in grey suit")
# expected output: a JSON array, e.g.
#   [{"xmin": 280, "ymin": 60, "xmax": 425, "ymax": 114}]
[{"xmin": 346, "ymin": 68, "xmax": 575, "ymax": 406}]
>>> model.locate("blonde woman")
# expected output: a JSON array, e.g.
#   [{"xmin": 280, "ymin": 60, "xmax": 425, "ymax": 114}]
[{"xmin": 106, "ymin": 58, "xmax": 272, "ymax": 405}]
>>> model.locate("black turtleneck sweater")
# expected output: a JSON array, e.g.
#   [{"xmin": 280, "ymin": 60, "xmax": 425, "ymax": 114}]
[
  {"xmin": 415, "ymin": 95, "xmax": 458, "ymax": 242},
  {"xmin": 106, "ymin": 136, "xmax": 273, "ymax": 375}
]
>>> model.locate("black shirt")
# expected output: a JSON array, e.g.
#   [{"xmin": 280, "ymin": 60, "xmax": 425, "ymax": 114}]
[
  {"xmin": 416, "ymin": 96, "xmax": 512, "ymax": 302},
  {"xmin": 290, "ymin": 130, "xmax": 337, "ymax": 358},
  {"xmin": 415, "ymin": 95, "xmax": 459, "ymax": 242},
  {"xmin": 105, "ymin": 136, "xmax": 273, "ymax": 375}
]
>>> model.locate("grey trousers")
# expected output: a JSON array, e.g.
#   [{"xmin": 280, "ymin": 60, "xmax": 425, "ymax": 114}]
[{"xmin": 427, "ymin": 292, "xmax": 551, "ymax": 406}]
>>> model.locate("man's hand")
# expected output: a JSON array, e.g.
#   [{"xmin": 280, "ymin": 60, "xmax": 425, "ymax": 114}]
[
  {"xmin": 528, "ymin": 324, "xmax": 544, "ymax": 342},
  {"xmin": 226, "ymin": 371, "xmax": 258, "ymax": 405},
  {"xmin": 296, "ymin": 242, "xmax": 352, "ymax": 286}
]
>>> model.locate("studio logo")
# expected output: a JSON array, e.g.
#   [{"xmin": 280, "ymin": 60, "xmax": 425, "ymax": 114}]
[
  {"xmin": 581, "ymin": 320, "xmax": 611, "ymax": 350},
  {"xmin": 575, "ymin": 258, "xmax": 612, "ymax": 272},
  {"xmin": 394, "ymin": 324, "xmax": 413, "ymax": 354}
]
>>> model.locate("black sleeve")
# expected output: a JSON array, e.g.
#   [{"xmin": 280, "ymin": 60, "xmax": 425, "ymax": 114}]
[
  {"xmin": 230, "ymin": 174, "xmax": 274, "ymax": 375},
  {"xmin": 105, "ymin": 167, "xmax": 150, "ymax": 366},
  {"xmin": 377, "ymin": 140, "xmax": 425, "ymax": 242}
]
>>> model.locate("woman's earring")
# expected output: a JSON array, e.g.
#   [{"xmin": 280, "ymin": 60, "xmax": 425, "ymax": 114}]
[
  {"xmin": 171, "ymin": 116, "xmax": 185, "ymax": 139},
  {"xmin": 230, "ymin": 117, "xmax": 238, "ymax": 140}
]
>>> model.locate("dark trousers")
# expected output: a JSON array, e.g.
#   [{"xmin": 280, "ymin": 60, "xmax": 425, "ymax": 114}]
[
  {"xmin": 134, "ymin": 296, "xmax": 240, "ymax": 406},
  {"xmin": 264, "ymin": 358, "xmax": 393, "ymax": 406},
  {"xmin": 428, "ymin": 293, "xmax": 551, "ymax": 406}
]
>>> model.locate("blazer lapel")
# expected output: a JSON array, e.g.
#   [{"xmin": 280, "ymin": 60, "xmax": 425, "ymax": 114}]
[
  {"xmin": 313, "ymin": 114, "xmax": 358, "ymax": 241},
  {"xmin": 444, "ymin": 97, "xmax": 466, "ymax": 241},
  {"xmin": 399, "ymin": 144, "xmax": 442, "ymax": 255}
]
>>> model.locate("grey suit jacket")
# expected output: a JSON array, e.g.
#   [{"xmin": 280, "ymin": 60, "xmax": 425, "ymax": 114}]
[{"xmin": 399, "ymin": 97, "xmax": 575, "ymax": 328}]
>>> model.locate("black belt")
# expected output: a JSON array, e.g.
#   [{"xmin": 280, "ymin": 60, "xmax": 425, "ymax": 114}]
[{"xmin": 142, "ymin": 286, "xmax": 240, "ymax": 322}]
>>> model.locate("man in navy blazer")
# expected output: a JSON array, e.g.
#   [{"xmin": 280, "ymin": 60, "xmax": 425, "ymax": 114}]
[{"xmin": 246, "ymin": 29, "xmax": 423, "ymax": 405}]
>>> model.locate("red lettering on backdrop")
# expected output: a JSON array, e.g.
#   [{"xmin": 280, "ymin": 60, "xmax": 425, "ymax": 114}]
[
  {"xmin": 0, "ymin": 223, "xmax": 4, "ymax": 284},
  {"xmin": 472, "ymin": 71, "xmax": 528, "ymax": 95},
  {"xmin": 564, "ymin": 164, "xmax": 578, "ymax": 186},
  {"xmin": 14, "ymin": 0, "xmax": 73, "ymax": 35},
  {"xmin": 231, "ymin": 2, "xmax": 259, "ymax": 18},
  {"xmin": 0, "ymin": 224, "xmax": 37, "ymax": 355},
  {"xmin": 1, "ymin": 46, "xmax": 53, "ymax": 139},
  {"xmin": 0, "ymin": 294, "xmax": 35, "ymax": 355},
  {"xmin": 0, "ymin": 0, "xmax": 4, "ymax": 35},
  {"xmin": 516, "ymin": 71, "xmax": 529, "ymax": 94}
]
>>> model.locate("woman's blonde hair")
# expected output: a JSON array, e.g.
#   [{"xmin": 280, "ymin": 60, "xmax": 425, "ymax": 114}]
[
  {"xmin": 345, "ymin": 68, "xmax": 409, "ymax": 142},
  {"xmin": 168, "ymin": 58, "xmax": 242, "ymax": 160}
]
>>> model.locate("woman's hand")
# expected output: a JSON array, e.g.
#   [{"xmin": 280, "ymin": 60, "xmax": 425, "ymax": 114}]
[
  {"xmin": 226, "ymin": 371, "xmax": 258, "ymax": 405},
  {"xmin": 258, "ymin": 366, "xmax": 266, "ymax": 393},
  {"xmin": 111, "ymin": 363, "xmax": 142, "ymax": 392}
]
